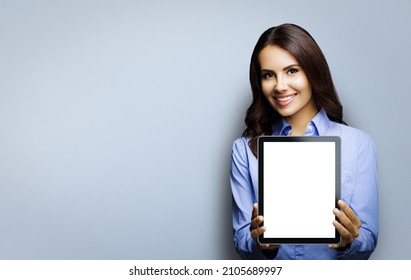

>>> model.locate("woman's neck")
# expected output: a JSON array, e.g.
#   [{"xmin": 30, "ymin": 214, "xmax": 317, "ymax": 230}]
[{"xmin": 285, "ymin": 105, "xmax": 319, "ymax": 136}]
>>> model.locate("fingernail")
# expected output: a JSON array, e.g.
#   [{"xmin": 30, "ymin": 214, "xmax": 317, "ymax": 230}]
[
  {"xmin": 333, "ymin": 208, "xmax": 340, "ymax": 215},
  {"xmin": 338, "ymin": 200, "xmax": 345, "ymax": 206}
]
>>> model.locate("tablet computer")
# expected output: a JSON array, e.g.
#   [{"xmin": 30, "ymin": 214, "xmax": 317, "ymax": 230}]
[{"xmin": 258, "ymin": 136, "xmax": 341, "ymax": 244}]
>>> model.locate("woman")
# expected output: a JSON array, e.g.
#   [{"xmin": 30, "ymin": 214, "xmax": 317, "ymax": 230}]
[{"xmin": 230, "ymin": 23, "xmax": 378, "ymax": 260}]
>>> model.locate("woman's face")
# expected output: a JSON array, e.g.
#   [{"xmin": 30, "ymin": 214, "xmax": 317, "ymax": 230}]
[{"xmin": 259, "ymin": 45, "xmax": 317, "ymax": 123}]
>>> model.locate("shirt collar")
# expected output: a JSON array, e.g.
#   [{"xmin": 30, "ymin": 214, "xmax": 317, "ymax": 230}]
[
  {"xmin": 272, "ymin": 109, "xmax": 331, "ymax": 136},
  {"xmin": 311, "ymin": 109, "xmax": 331, "ymax": 135}
]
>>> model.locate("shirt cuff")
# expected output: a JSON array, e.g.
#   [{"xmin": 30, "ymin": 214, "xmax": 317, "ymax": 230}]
[
  {"xmin": 251, "ymin": 240, "xmax": 279, "ymax": 260},
  {"xmin": 335, "ymin": 238, "xmax": 361, "ymax": 259}
]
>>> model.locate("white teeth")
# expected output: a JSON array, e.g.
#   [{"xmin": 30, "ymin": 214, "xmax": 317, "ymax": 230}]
[{"xmin": 276, "ymin": 94, "xmax": 295, "ymax": 102}]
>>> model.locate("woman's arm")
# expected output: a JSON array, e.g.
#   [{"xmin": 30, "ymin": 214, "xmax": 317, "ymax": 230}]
[
  {"xmin": 230, "ymin": 138, "xmax": 271, "ymax": 259},
  {"xmin": 335, "ymin": 132, "xmax": 379, "ymax": 259}
]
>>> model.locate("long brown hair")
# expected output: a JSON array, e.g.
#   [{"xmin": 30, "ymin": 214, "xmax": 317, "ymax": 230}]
[{"xmin": 243, "ymin": 23, "xmax": 346, "ymax": 156}]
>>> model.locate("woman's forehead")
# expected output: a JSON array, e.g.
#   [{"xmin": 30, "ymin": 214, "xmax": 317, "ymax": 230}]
[{"xmin": 258, "ymin": 45, "xmax": 299, "ymax": 70}]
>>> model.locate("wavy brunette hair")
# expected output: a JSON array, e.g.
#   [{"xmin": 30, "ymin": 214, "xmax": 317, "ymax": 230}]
[{"xmin": 243, "ymin": 23, "xmax": 346, "ymax": 156}]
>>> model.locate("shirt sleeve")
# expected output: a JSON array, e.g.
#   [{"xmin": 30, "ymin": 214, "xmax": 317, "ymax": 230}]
[
  {"xmin": 337, "ymin": 132, "xmax": 379, "ymax": 260},
  {"xmin": 230, "ymin": 138, "xmax": 270, "ymax": 259}
]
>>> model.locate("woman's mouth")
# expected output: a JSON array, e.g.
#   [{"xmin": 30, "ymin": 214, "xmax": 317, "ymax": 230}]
[{"xmin": 274, "ymin": 93, "xmax": 297, "ymax": 107}]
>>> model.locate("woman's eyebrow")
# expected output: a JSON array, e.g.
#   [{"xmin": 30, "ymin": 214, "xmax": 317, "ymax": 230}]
[
  {"xmin": 283, "ymin": 64, "xmax": 300, "ymax": 71},
  {"xmin": 261, "ymin": 64, "xmax": 300, "ymax": 73}
]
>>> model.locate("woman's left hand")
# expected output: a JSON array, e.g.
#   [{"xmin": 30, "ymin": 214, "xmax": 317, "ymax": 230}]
[{"xmin": 329, "ymin": 199, "xmax": 362, "ymax": 250}]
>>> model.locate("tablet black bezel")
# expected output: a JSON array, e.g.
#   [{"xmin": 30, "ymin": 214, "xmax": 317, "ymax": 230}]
[{"xmin": 257, "ymin": 136, "xmax": 341, "ymax": 244}]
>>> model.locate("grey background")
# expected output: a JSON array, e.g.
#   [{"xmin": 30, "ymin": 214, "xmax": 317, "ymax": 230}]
[{"xmin": 0, "ymin": 0, "xmax": 409, "ymax": 259}]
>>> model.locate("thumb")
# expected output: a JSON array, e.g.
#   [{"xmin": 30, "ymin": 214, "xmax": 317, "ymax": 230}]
[{"xmin": 252, "ymin": 203, "xmax": 258, "ymax": 219}]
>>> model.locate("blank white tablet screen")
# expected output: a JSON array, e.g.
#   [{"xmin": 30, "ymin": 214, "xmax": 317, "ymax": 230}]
[{"xmin": 263, "ymin": 141, "xmax": 335, "ymax": 238}]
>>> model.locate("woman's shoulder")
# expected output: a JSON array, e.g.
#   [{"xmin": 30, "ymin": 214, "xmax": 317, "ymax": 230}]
[
  {"xmin": 330, "ymin": 122, "xmax": 375, "ymax": 146},
  {"xmin": 231, "ymin": 136, "xmax": 255, "ymax": 166},
  {"xmin": 232, "ymin": 136, "xmax": 250, "ymax": 152}
]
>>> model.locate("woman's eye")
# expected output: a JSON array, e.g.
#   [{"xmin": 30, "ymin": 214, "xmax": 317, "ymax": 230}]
[
  {"xmin": 287, "ymin": 68, "xmax": 299, "ymax": 74},
  {"xmin": 262, "ymin": 72, "xmax": 274, "ymax": 79}
]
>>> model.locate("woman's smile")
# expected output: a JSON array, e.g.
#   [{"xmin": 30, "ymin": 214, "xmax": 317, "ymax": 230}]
[{"xmin": 274, "ymin": 93, "xmax": 298, "ymax": 107}]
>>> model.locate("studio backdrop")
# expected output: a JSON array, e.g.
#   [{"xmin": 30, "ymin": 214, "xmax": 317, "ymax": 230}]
[{"xmin": 0, "ymin": 0, "xmax": 410, "ymax": 259}]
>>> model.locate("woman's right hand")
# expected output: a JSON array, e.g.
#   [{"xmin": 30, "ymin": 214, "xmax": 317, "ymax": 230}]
[{"xmin": 250, "ymin": 203, "xmax": 279, "ymax": 250}]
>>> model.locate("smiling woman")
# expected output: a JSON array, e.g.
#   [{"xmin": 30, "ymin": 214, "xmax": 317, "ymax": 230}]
[
  {"xmin": 230, "ymin": 23, "xmax": 378, "ymax": 260},
  {"xmin": 259, "ymin": 45, "xmax": 316, "ymax": 136}
]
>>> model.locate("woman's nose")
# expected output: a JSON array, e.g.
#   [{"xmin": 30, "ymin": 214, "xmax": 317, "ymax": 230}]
[{"xmin": 275, "ymin": 75, "xmax": 288, "ymax": 92}]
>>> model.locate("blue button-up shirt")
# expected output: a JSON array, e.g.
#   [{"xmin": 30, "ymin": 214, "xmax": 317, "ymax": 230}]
[{"xmin": 230, "ymin": 109, "xmax": 378, "ymax": 259}]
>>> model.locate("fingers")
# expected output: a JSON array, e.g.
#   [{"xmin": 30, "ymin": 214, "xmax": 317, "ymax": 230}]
[
  {"xmin": 333, "ymin": 208, "xmax": 359, "ymax": 238},
  {"xmin": 259, "ymin": 244, "xmax": 279, "ymax": 250},
  {"xmin": 335, "ymin": 200, "xmax": 361, "ymax": 237},
  {"xmin": 252, "ymin": 203, "xmax": 258, "ymax": 219},
  {"xmin": 250, "ymin": 225, "xmax": 266, "ymax": 240},
  {"xmin": 328, "ymin": 220, "xmax": 351, "ymax": 249},
  {"xmin": 328, "ymin": 243, "xmax": 339, "ymax": 249},
  {"xmin": 250, "ymin": 223, "xmax": 278, "ymax": 251},
  {"xmin": 250, "ymin": 203, "xmax": 263, "ymax": 230},
  {"xmin": 338, "ymin": 200, "xmax": 361, "ymax": 228},
  {"xmin": 329, "ymin": 200, "xmax": 362, "ymax": 249},
  {"xmin": 250, "ymin": 214, "xmax": 263, "ymax": 230},
  {"xmin": 250, "ymin": 203, "xmax": 265, "ymax": 241},
  {"xmin": 249, "ymin": 203, "xmax": 277, "ymax": 251}
]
